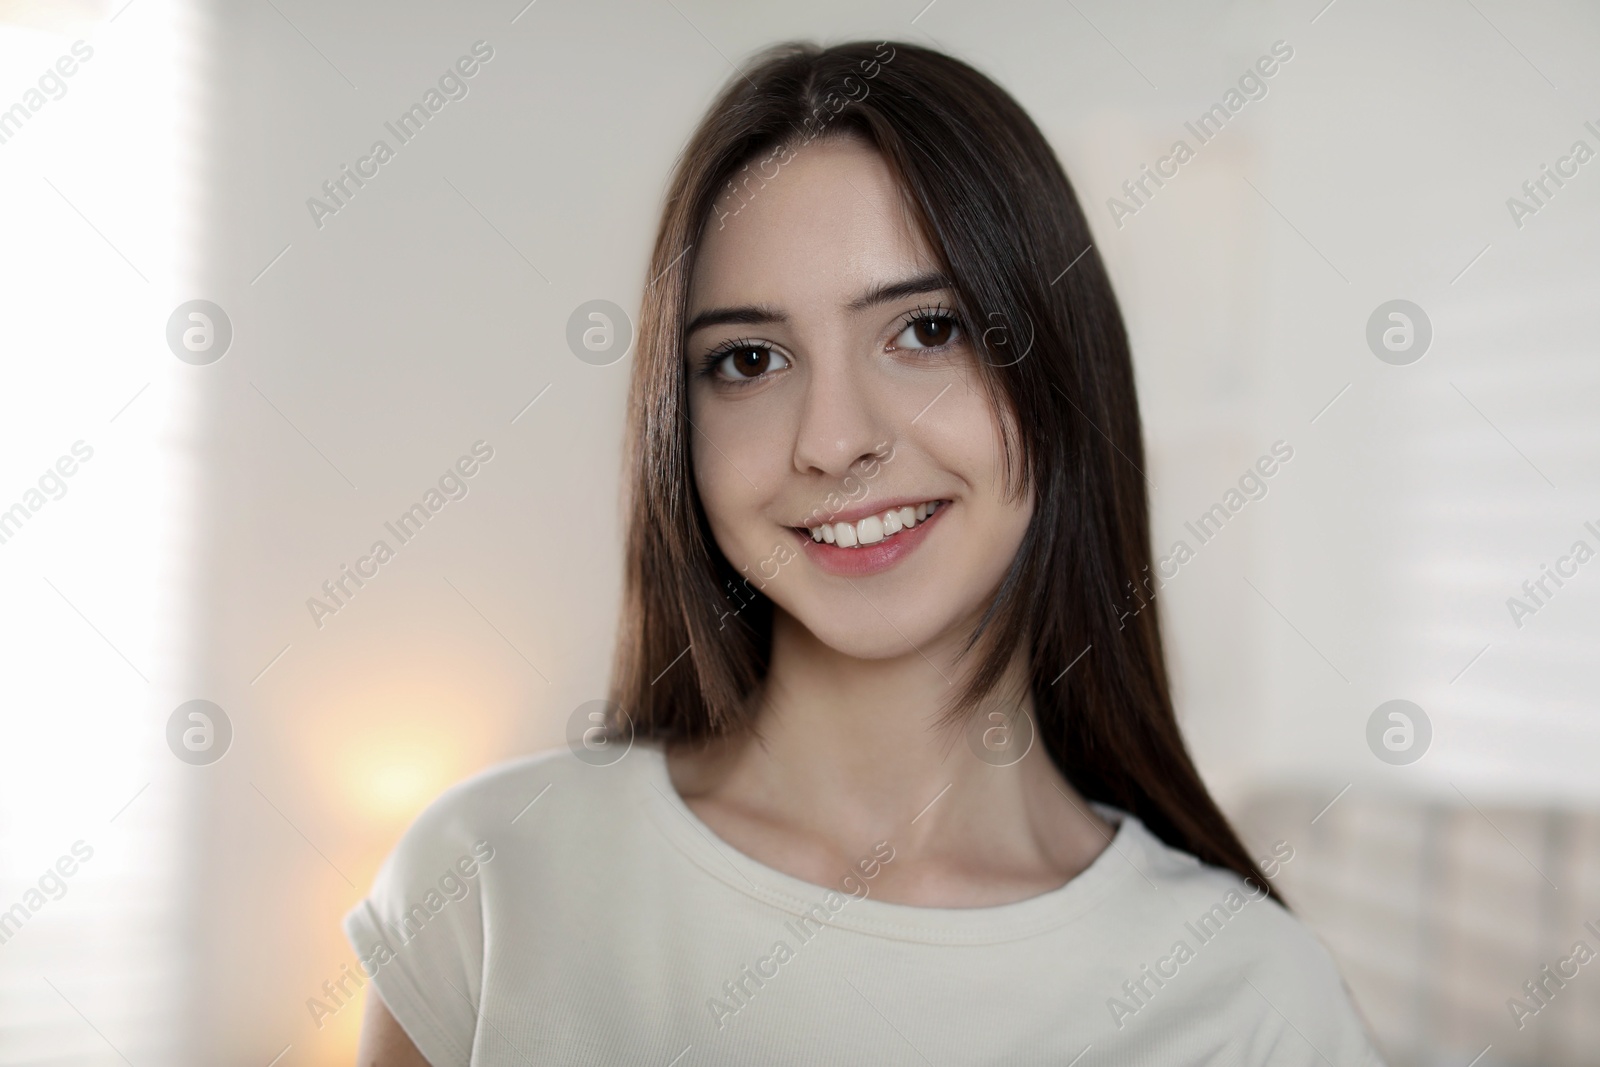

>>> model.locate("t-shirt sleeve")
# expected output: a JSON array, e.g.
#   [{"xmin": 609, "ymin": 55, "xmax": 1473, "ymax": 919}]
[
  {"xmin": 1233, "ymin": 906, "xmax": 1391, "ymax": 1067},
  {"xmin": 342, "ymin": 785, "xmax": 496, "ymax": 1067}
]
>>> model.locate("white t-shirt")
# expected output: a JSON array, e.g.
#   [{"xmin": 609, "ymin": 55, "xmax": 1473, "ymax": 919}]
[{"xmin": 342, "ymin": 741, "xmax": 1386, "ymax": 1066}]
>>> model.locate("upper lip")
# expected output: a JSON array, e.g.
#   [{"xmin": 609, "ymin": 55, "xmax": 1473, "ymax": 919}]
[{"xmin": 787, "ymin": 495, "xmax": 947, "ymax": 528}]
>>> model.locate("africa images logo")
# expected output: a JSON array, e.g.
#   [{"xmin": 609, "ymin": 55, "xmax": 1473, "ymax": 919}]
[
  {"xmin": 305, "ymin": 41, "xmax": 495, "ymax": 230},
  {"xmin": 306, "ymin": 841, "xmax": 495, "ymax": 1029},
  {"xmin": 1107, "ymin": 40, "xmax": 1295, "ymax": 228},
  {"xmin": 305, "ymin": 440, "xmax": 494, "ymax": 629},
  {"xmin": 1105, "ymin": 841, "xmax": 1295, "ymax": 1030}
]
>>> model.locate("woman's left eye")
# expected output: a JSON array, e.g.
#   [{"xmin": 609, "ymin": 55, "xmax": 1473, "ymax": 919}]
[
  {"xmin": 706, "ymin": 343, "xmax": 790, "ymax": 383},
  {"xmin": 892, "ymin": 313, "xmax": 962, "ymax": 350}
]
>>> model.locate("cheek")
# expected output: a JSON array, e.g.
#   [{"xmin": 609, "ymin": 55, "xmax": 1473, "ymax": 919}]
[
  {"xmin": 689, "ymin": 404, "xmax": 773, "ymax": 571},
  {"xmin": 926, "ymin": 384, "xmax": 1032, "ymax": 567},
  {"xmin": 931, "ymin": 379, "xmax": 1017, "ymax": 496},
  {"xmin": 691, "ymin": 435, "xmax": 735, "ymax": 534}
]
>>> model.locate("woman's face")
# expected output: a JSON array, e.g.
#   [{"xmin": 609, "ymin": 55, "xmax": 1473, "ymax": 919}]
[{"xmin": 684, "ymin": 135, "xmax": 1034, "ymax": 660}]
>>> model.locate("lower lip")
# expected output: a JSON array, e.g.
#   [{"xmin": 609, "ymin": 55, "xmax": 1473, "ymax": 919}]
[{"xmin": 791, "ymin": 504, "xmax": 947, "ymax": 578}]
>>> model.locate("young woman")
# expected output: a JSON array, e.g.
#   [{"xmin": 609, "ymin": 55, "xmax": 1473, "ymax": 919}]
[{"xmin": 349, "ymin": 40, "xmax": 1384, "ymax": 1065}]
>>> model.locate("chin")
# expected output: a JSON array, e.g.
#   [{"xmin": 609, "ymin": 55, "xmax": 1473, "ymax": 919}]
[
  {"xmin": 814, "ymin": 621, "xmax": 938, "ymax": 661},
  {"xmin": 780, "ymin": 587, "xmax": 965, "ymax": 662}
]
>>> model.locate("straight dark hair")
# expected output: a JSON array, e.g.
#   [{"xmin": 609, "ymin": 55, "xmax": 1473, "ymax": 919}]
[{"xmin": 608, "ymin": 39, "xmax": 1281, "ymax": 904}]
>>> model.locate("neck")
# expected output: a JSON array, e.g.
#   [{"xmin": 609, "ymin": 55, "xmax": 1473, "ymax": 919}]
[
  {"xmin": 753, "ymin": 607, "xmax": 1014, "ymax": 819},
  {"xmin": 667, "ymin": 606, "xmax": 1112, "ymax": 898}
]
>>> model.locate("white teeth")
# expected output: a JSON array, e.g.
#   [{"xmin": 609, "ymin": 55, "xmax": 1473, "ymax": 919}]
[{"xmin": 806, "ymin": 501, "xmax": 942, "ymax": 548}]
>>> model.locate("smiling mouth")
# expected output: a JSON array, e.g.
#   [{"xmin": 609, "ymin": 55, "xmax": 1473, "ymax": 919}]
[{"xmin": 797, "ymin": 500, "xmax": 947, "ymax": 548}]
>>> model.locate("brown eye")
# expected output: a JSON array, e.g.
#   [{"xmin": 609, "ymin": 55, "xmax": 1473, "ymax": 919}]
[
  {"xmin": 711, "ymin": 344, "xmax": 790, "ymax": 382},
  {"xmin": 894, "ymin": 314, "xmax": 961, "ymax": 350}
]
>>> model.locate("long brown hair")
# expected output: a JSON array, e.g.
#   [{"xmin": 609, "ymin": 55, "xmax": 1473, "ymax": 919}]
[{"xmin": 608, "ymin": 39, "xmax": 1281, "ymax": 903}]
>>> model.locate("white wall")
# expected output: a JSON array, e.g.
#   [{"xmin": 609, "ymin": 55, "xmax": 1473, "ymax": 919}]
[{"xmin": 0, "ymin": 0, "xmax": 200, "ymax": 1061}]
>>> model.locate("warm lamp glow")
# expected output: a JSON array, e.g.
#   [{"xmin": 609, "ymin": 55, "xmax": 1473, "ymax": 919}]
[
  {"xmin": 288, "ymin": 660, "xmax": 518, "ymax": 813},
  {"xmin": 350, "ymin": 744, "xmax": 458, "ymax": 819},
  {"xmin": 287, "ymin": 664, "xmax": 529, "ymax": 1065}
]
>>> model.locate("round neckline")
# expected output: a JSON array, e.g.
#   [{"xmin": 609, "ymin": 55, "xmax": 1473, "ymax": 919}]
[{"xmin": 633, "ymin": 739, "xmax": 1148, "ymax": 945}]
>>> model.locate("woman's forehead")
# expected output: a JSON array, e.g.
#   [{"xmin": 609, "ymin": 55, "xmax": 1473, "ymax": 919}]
[{"xmin": 687, "ymin": 138, "xmax": 938, "ymax": 318}]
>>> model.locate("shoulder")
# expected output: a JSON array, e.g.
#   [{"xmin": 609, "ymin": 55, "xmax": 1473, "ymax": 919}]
[
  {"xmin": 384, "ymin": 742, "xmax": 649, "ymax": 867},
  {"xmin": 342, "ymin": 744, "xmax": 660, "ymax": 1043},
  {"xmin": 1115, "ymin": 814, "xmax": 1321, "ymax": 962},
  {"xmin": 1110, "ymin": 815, "xmax": 1384, "ymax": 1064},
  {"xmin": 342, "ymin": 746, "xmax": 645, "ymax": 1067}
]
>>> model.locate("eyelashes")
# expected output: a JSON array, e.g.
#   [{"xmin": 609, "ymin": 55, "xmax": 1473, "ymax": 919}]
[
  {"xmin": 696, "ymin": 336, "xmax": 787, "ymax": 384},
  {"xmin": 894, "ymin": 303, "xmax": 963, "ymax": 350},
  {"xmin": 694, "ymin": 304, "xmax": 967, "ymax": 387}
]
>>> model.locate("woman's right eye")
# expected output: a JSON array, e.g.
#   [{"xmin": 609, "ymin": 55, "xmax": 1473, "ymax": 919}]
[{"xmin": 706, "ymin": 343, "xmax": 790, "ymax": 384}]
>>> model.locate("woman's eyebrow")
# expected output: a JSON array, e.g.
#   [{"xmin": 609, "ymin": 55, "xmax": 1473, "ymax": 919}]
[
  {"xmin": 844, "ymin": 270, "xmax": 953, "ymax": 313},
  {"xmin": 684, "ymin": 303, "xmax": 785, "ymax": 336},
  {"xmin": 683, "ymin": 271, "xmax": 954, "ymax": 337}
]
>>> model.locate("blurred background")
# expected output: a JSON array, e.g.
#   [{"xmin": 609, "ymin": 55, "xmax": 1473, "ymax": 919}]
[{"xmin": 0, "ymin": 0, "xmax": 1596, "ymax": 1063}]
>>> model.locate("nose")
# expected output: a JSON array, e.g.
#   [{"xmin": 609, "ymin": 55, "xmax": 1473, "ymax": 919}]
[{"xmin": 790, "ymin": 347, "xmax": 892, "ymax": 481}]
